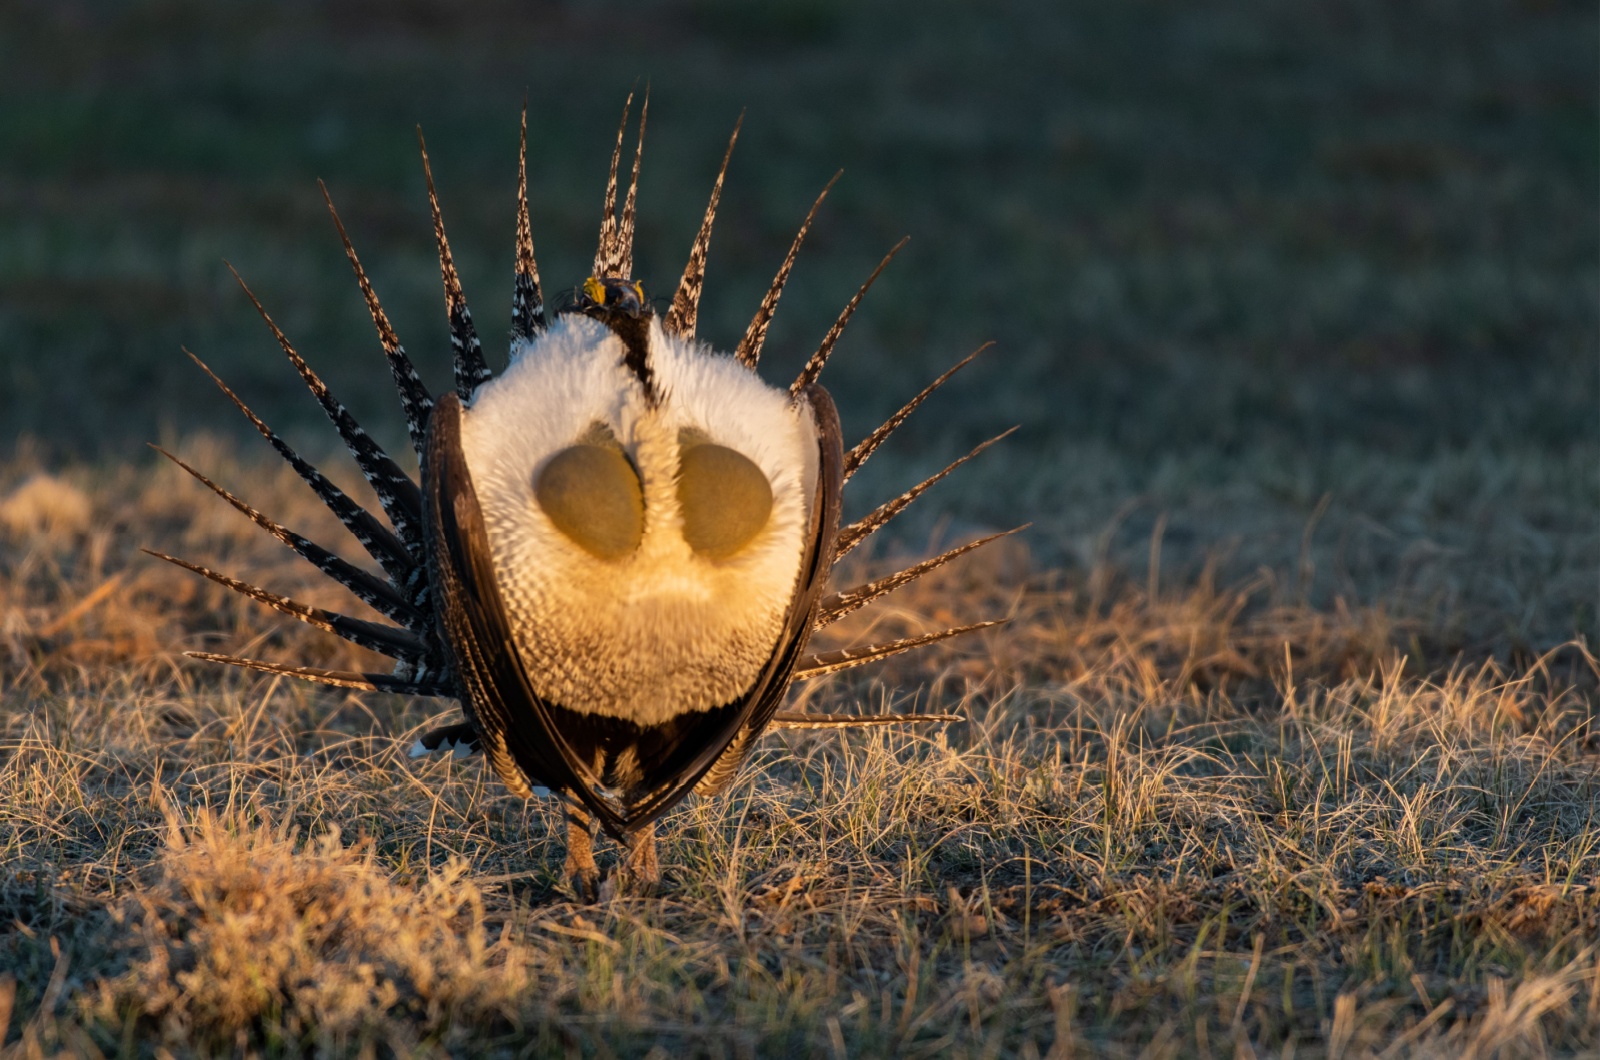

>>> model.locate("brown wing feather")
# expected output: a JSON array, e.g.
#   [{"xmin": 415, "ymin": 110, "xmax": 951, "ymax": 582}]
[{"xmin": 424, "ymin": 393, "xmax": 601, "ymax": 809}]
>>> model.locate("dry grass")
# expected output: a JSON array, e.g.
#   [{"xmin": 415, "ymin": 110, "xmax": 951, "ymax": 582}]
[{"xmin": 2, "ymin": 439, "xmax": 1597, "ymax": 1058}]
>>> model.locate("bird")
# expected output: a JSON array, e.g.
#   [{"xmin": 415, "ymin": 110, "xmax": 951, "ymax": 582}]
[{"xmin": 150, "ymin": 94, "xmax": 1021, "ymax": 900}]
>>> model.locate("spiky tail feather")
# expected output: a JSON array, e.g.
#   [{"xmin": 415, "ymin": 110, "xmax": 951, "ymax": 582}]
[
  {"xmin": 512, "ymin": 101, "xmax": 547, "ymax": 339},
  {"xmin": 319, "ymin": 182, "xmax": 435, "ymax": 458},
  {"xmin": 790, "ymin": 237, "xmax": 908, "ymax": 397},
  {"xmin": 794, "ymin": 620, "xmax": 1006, "ymax": 681},
  {"xmin": 417, "ymin": 128, "xmax": 491, "ymax": 399},
  {"xmin": 186, "ymin": 651, "xmax": 450, "ymax": 696},
  {"xmin": 834, "ymin": 427, "xmax": 1018, "ymax": 560},
  {"xmin": 769, "ymin": 711, "xmax": 962, "ymax": 729},
  {"xmin": 735, "ymin": 172, "xmax": 840, "ymax": 368},
  {"xmin": 664, "ymin": 113, "xmax": 742, "ymax": 338},
  {"xmin": 815, "ymin": 526, "xmax": 1028, "ymax": 628},
  {"xmin": 844, "ymin": 343, "xmax": 993, "ymax": 483}
]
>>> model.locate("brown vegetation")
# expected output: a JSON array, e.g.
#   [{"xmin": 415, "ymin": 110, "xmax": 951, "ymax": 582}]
[{"xmin": 2, "ymin": 440, "xmax": 1596, "ymax": 1056}]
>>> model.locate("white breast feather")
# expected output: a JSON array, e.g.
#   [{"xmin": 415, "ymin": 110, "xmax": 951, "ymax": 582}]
[{"xmin": 461, "ymin": 314, "xmax": 819, "ymax": 725}]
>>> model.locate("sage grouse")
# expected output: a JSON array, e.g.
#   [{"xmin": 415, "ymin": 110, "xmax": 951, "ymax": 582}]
[{"xmin": 153, "ymin": 96, "xmax": 1018, "ymax": 898}]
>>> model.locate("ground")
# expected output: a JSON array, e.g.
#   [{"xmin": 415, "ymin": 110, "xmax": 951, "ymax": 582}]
[{"xmin": 1, "ymin": 0, "xmax": 1597, "ymax": 1056}]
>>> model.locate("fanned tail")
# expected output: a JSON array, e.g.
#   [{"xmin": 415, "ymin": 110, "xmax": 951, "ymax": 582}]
[{"xmin": 178, "ymin": 247, "xmax": 448, "ymax": 698}]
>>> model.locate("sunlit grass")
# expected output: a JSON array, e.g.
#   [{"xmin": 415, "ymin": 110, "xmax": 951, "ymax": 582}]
[{"xmin": 2, "ymin": 445, "xmax": 1596, "ymax": 1056}]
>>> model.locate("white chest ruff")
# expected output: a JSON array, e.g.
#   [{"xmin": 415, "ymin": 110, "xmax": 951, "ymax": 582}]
[{"xmin": 459, "ymin": 316, "xmax": 820, "ymax": 726}]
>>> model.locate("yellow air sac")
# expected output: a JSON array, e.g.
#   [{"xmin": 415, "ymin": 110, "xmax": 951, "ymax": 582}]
[
  {"xmin": 676, "ymin": 443, "xmax": 773, "ymax": 560},
  {"xmin": 535, "ymin": 445, "xmax": 644, "ymax": 560}
]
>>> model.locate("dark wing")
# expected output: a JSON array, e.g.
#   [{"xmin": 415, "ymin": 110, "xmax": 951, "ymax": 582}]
[
  {"xmin": 424, "ymin": 392, "xmax": 598, "ymax": 807},
  {"xmin": 693, "ymin": 384, "xmax": 845, "ymax": 797}
]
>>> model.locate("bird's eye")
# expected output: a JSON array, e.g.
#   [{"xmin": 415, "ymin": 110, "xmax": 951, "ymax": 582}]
[
  {"xmin": 676, "ymin": 434, "xmax": 773, "ymax": 560},
  {"xmin": 535, "ymin": 443, "xmax": 644, "ymax": 559}
]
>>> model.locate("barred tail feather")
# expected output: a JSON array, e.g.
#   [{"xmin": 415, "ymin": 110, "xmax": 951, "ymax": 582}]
[
  {"xmin": 318, "ymin": 181, "xmax": 434, "ymax": 457},
  {"xmin": 792, "ymin": 620, "xmax": 1005, "ymax": 681},
  {"xmin": 769, "ymin": 711, "xmax": 963, "ymax": 729},
  {"xmin": 663, "ymin": 112, "xmax": 742, "ymax": 339},
  {"xmin": 834, "ymin": 427, "xmax": 1018, "ymax": 560},
  {"xmin": 226, "ymin": 264, "xmax": 427, "ymax": 555},
  {"xmin": 844, "ymin": 343, "xmax": 992, "ymax": 483},
  {"xmin": 815, "ymin": 526, "xmax": 1027, "ymax": 628},
  {"xmin": 789, "ymin": 237, "xmax": 908, "ymax": 397},
  {"xmin": 734, "ymin": 171, "xmax": 841, "ymax": 369},
  {"xmin": 417, "ymin": 128, "xmax": 492, "ymax": 400},
  {"xmin": 185, "ymin": 651, "xmax": 450, "ymax": 696},
  {"xmin": 512, "ymin": 101, "xmax": 547, "ymax": 340},
  {"xmin": 151, "ymin": 446, "xmax": 424, "ymax": 630},
  {"xmin": 616, "ymin": 87, "xmax": 648, "ymax": 281}
]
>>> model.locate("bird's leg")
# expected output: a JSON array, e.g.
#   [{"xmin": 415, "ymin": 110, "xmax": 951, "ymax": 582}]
[
  {"xmin": 563, "ymin": 803, "xmax": 601, "ymax": 903},
  {"xmin": 619, "ymin": 821, "xmax": 659, "ymax": 893}
]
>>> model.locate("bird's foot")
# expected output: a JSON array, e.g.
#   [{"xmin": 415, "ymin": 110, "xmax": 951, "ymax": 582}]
[
  {"xmin": 566, "ymin": 858, "xmax": 601, "ymax": 903},
  {"xmin": 617, "ymin": 823, "xmax": 660, "ymax": 896},
  {"xmin": 596, "ymin": 825, "xmax": 661, "ymax": 900},
  {"xmin": 563, "ymin": 810, "xmax": 601, "ymax": 903}
]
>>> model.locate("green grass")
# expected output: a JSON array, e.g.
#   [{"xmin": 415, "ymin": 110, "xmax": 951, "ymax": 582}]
[{"xmin": 1, "ymin": 0, "xmax": 1597, "ymax": 1055}]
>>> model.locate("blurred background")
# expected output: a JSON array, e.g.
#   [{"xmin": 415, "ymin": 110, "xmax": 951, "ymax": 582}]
[{"xmin": 1, "ymin": 0, "xmax": 1595, "ymax": 643}]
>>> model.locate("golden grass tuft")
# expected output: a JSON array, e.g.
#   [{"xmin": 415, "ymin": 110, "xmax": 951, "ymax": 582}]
[
  {"xmin": 91, "ymin": 807, "xmax": 535, "ymax": 1055},
  {"xmin": 0, "ymin": 474, "xmax": 92, "ymax": 541}
]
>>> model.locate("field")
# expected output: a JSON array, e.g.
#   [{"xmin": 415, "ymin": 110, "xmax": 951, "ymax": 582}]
[{"xmin": 2, "ymin": 0, "xmax": 1597, "ymax": 1055}]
